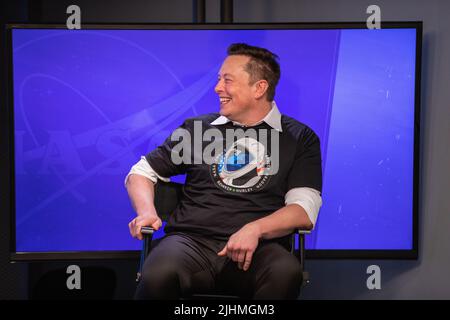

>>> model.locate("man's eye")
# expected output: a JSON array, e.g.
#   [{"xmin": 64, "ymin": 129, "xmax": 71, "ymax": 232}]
[{"xmin": 224, "ymin": 79, "xmax": 232, "ymax": 83}]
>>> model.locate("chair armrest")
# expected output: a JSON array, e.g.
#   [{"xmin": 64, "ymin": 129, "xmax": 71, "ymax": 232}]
[
  {"xmin": 293, "ymin": 228, "xmax": 310, "ymax": 283},
  {"xmin": 136, "ymin": 227, "xmax": 155, "ymax": 282},
  {"xmin": 141, "ymin": 226, "xmax": 154, "ymax": 235}
]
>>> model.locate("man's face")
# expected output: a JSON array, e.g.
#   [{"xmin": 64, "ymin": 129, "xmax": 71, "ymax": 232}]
[{"xmin": 215, "ymin": 55, "xmax": 255, "ymax": 121}]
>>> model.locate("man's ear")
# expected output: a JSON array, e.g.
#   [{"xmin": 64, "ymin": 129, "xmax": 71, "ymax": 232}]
[{"xmin": 254, "ymin": 80, "xmax": 269, "ymax": 99}]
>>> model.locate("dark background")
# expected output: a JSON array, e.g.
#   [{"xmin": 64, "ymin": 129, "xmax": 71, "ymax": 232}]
[{"xmin": 1, "ymin": 0, "xmax": 449, "ymax": 299}]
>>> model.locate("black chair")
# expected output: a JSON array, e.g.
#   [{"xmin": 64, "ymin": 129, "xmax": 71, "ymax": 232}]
[{"xmin": 136, "ymin": 181, "xmax": 311, "ymax": 298}]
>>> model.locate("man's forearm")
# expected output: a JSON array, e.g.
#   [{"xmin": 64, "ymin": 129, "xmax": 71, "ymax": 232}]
[
  {"xmin": 125, "ymin": 174, "xmax": 158, "ymax": 217},
  {"xmin": 248, "ymin": 204, "xmax": 313, "ymax": 240}
]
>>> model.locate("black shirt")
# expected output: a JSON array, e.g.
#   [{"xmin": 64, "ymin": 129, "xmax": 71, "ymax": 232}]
[{"xmin": 146, "ymin": 113, "xmax": 322, "ymax": 240}]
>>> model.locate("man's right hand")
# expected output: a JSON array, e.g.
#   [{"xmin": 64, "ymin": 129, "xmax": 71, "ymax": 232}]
[{"xmin": 128, "ymin": 215, "xmax": 162, "ymax": 240}]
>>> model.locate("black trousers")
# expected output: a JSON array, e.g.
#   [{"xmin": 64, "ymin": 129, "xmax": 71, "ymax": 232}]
[{"xmin": 134, "ymin": 232, "xmax": 303, "ymax": 300}]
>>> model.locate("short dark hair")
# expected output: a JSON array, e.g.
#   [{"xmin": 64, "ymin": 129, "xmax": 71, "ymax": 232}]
[{"xmin": 227, "ymin": 43, "xmax": 280, "ymax": 101}]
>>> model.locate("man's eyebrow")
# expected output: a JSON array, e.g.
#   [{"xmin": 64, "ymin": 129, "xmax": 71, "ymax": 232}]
[{"xmin": 218, "ymin": 73, "xmax": 234, "ymax": 78}]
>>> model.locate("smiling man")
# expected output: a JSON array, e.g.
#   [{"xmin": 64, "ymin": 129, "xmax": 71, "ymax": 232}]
[{"xmin": 125, "ymin": 43, "xmax": 323, "ymax": 299}]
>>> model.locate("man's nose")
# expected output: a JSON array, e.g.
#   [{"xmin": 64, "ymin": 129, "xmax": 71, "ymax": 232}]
[{"xmin": 215, "ymin": 80, "xmax": 224, "ymax": 94}]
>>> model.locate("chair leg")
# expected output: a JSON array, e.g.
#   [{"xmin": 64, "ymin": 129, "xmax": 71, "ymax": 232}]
[{"xmin": 302, "ymin": 271, "xmax": 310, "ymax": 287}]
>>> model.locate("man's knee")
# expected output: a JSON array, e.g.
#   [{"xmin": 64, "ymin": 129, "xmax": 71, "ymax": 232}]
[
  {"xmin": 267, "ymin": 256, "xmax": 302, "ymax": 284},
  {"xmin": 253, "ymin": 250, "xmax": 303, "ymax": 299},
  {"xmin": 138, "ymin": 261, "xmax": 181, "ymax": 299},
  {"xmin": 143, "ymin": 262, "xmax": 179, "ymax": 286}
]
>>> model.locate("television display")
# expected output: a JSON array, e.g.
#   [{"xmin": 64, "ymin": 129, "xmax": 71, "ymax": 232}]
[{"xmin": 7, "ymin": 23, "xmax": 421, "ymax": 260}]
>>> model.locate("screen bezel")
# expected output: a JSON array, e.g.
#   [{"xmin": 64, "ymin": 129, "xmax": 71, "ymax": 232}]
[{"xmin": 5, "ymin": 22, "xmax": 422, "ymax": 261}]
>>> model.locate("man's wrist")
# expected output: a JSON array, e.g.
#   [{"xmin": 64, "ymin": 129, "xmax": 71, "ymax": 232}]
[
  {"xmin": 138, "ymin": 209, "xmax": 159, "ymax": 219},
  {"xmin": 247, "ymin": 221, "xmax": 263, "ymax": 240}
]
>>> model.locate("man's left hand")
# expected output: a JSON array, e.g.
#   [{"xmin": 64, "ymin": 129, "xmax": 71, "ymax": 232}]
[{"xmin": 217, "ymin": 223, "xmax": 261, "ymax": 271}]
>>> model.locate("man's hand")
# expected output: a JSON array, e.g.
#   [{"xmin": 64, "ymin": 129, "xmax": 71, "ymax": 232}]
[
  {"xmin": 128, "ymin": 215, "xmax": 162, "ymax": 240},
  {"xmin": 217, "ymin": 223, "xmax": 261, "ymax": 271}
]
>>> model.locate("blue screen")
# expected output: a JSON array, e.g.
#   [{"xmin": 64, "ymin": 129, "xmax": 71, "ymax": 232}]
[{"xmin": 11, "ymin": 27, "xmax": 417, "ymax": 252}]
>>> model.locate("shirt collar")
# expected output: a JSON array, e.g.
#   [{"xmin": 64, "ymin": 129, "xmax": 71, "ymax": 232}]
[{"xmin": 210, "ymin": 101, "xmax": 283, "ymax": 132}]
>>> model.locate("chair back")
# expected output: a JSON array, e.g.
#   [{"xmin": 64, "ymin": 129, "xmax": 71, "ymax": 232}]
[{"xmin": 154, "ymin": 181, "xmax": 183, "ymax": 220}]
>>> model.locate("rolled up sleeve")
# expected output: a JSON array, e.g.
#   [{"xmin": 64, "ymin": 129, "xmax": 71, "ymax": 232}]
[
  {"xmin": 124, "ymin": 156, "xmax": 170, "ymax": 187},
  {"xmin": 285, "ymin": 187, "xmax": 322, "ymax": 229}
]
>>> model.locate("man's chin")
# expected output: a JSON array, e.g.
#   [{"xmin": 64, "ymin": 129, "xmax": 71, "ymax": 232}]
[{"xmin": 219, "ymin": 107, "xmax": 230, "ymax": 117}]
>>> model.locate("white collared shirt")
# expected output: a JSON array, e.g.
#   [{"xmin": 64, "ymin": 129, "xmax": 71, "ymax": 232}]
[
  {"xmin": 210, "ymin": 101, "xmax": 283, "ymax": 132},
  {"xmin": 125, "ymin": 101, "xmax": 323, "ymax": 228}
]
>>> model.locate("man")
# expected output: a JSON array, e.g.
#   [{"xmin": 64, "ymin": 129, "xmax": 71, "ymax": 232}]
[{"xmin": 125, "ymin": 43, "xmax": 323, "ymax": 299}]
